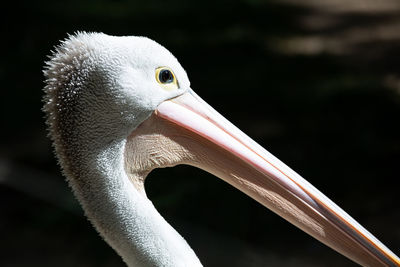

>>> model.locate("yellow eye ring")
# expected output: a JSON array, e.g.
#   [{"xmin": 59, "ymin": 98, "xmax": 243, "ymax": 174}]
[{"xmin": 155, "ymin": 67, "xmax": 179, "ymax": 91}]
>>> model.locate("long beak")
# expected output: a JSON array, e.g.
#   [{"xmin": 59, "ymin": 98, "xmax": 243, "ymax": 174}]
[{"xmin": 154, "ymin": 90, "xmax": 400, "ymax": 267}]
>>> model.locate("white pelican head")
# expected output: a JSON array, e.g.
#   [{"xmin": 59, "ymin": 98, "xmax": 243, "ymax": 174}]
[{"xmin": 43, "ymin": 32, "xmax": 399, "ymax": 267}]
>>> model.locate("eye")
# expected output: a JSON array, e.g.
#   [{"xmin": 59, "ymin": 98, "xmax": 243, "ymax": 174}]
[
  {"xmin": 155, "ymin": 67, "xmax": 179, "ymax": 91},
  {"xmin": 159, "ymin": 69, "xmax": 174, "ymax": 83}
]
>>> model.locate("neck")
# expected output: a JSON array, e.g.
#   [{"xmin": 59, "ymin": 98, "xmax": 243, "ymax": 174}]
[{"xmin": 64, "ymin": 139, "xmax": 201, "ymax": 267}]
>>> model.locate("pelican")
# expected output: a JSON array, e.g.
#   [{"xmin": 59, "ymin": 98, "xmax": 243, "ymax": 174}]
[{"xmin": 43, "ymin": 32, "xmax": 399, "ymax": 267}]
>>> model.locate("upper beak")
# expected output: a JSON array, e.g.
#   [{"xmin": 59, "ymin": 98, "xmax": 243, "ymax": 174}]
[{"xmin": 154, "ymin": 90, "xmax": 400, "ymax": 267}]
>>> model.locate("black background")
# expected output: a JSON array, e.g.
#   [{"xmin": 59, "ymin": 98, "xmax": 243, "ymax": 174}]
[{"xmin": 1, "ymin": 0, "xmax": 400, "ymax": 266}]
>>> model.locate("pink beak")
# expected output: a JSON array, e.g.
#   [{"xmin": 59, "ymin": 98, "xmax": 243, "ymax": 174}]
[{"xmin": 152, "ymin": 89, "xmax": 400, "ymax": 266}]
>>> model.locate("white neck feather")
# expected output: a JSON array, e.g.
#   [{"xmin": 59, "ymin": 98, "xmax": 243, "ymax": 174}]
[
  {"xmin": 43, "ymin": 32, "xmax": 202, "ymax": 267},
  {"xmin": 72, "ymin": 140, "xmax": 201, "ymax": 267}
]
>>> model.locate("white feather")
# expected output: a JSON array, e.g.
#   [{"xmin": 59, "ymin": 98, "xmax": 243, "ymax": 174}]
[{"xmin": 43, "ymin": 32, "xmax": 201, "ymax": 267}]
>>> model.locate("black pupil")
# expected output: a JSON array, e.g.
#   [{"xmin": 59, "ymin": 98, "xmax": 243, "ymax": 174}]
[{"xmin": 159, "ymin": 69, "xmax": 174, "ymax": 83}]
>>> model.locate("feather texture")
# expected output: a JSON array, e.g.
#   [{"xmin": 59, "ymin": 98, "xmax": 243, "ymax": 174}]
[{"xmin": 43, "ymin": 32, "xmax": 201, "ymax": 267}]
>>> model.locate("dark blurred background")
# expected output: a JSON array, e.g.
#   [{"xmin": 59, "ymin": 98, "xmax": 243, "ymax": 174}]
[{"xmin": 1, "ymin": 0, "xmax": 400, "ymax": 266}]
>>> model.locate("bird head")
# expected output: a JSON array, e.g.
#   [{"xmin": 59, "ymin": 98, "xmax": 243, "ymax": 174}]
[{"xmin": 43, "ymin": 32, "xmax": 399, "ymax": 267}]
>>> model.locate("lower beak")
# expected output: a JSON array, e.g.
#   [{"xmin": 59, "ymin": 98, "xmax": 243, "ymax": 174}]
[{"xmin": 154, "ymin": 90, "xmax": 399, "ymax": 267}]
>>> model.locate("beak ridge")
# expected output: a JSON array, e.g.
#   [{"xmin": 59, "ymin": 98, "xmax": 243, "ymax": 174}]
[{"xmin": 154, "ymin": 90, "xmax": 400, "ymax": 267}]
